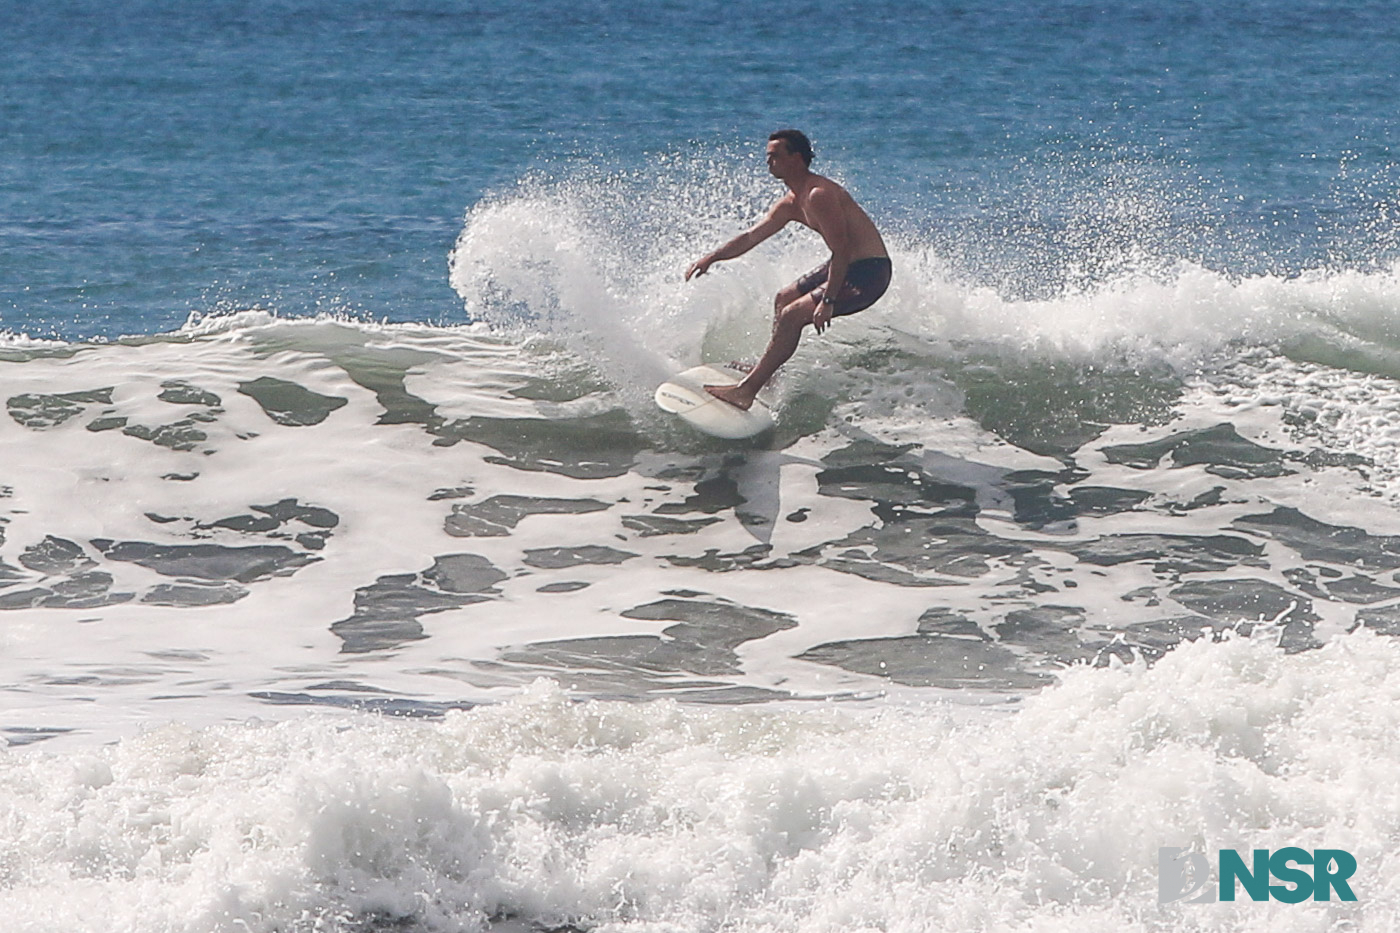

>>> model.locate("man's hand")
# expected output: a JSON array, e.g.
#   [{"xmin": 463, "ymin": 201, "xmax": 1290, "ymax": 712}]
[
  {"xmin": 685, "ymin": 255, "xmax": 714, "ymax": 281},
  {"xmin": 813, "ymin": 298, "xmax": 833, "ymax": 334}
]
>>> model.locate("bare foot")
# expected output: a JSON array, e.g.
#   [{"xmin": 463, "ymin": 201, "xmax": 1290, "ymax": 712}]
[{"xmin": 705, "ymin": 382, "xmax": 754, "ymax": 410}]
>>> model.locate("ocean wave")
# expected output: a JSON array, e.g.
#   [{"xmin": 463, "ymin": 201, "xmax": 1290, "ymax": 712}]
[
  {"xmin": 2, "ymin": 630, "xmax": 1394, "ymax": 933},
  {"xmin": 8, "ymin": 187, "xmax": 1400, "ymax": 779},
  {"xmin": 446, "ymin": 158, "xmax": 1400, "ymax": 381}
]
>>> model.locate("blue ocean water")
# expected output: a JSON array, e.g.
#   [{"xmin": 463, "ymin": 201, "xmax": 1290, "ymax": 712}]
[
  {"xmin": 3, "ymin": 0, "xmax": 1398, "ymax": 340},
  {"xmin": 7, "ymin": 2, "xmax": 1400, "ymax": 931}
]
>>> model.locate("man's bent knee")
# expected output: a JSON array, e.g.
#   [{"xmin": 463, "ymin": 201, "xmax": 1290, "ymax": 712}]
[{"xmin": 776, "ymin": 301, "xmax": 814, "ymax": 331}]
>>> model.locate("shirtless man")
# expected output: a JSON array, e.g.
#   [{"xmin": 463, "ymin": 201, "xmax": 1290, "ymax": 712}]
[{"xmin": 684, "ymin": 129, "xmax": 891, "ymax": 410}]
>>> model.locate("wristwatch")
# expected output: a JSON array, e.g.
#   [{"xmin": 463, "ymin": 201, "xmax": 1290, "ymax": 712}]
[{"xmin": 821, "ymin": 294, "xmax": 836, "ymax": 307}]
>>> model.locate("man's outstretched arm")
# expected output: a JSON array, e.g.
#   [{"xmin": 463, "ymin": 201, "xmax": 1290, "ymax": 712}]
[{"xmin": 686, "ymin": 201, "xmax": 792, "ymax": 280}]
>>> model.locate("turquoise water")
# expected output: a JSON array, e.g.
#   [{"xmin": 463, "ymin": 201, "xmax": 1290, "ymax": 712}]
[{"xmin": 4, "ymin": 0, "xmax": 1398, "ymax": 339}]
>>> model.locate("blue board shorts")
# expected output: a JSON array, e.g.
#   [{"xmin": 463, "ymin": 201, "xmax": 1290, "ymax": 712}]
[{"xmin": 796, "ymin": 256, "xmax": 893, "ymax": 317}]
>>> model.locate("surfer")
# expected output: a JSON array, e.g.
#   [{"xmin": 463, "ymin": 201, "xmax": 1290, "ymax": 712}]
[{"xmin": 684, "ymin": 129, "xmax": 891, "ymax": 410}]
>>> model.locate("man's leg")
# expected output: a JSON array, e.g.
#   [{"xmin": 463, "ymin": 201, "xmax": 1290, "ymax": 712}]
[
  {"xmin": 771, "ymin": 281, "xmax": 802, "ymax": 331},
  {"xmin": 705, "ymin": 292, "xmax": 819, "ymax": 410}
]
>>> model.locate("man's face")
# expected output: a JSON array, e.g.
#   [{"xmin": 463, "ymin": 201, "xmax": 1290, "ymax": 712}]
[{"xmin": 766, "ymin": 139, "xmax": 801, "ymax": 177}]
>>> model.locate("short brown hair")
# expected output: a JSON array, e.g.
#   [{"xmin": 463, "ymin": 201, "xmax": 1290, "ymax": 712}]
[{"xmin": 769, "ymin": 129, "xmax": 813, "ymax": 166}]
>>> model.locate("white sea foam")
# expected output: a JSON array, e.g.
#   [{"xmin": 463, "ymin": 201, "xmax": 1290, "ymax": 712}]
[
  {"xmin": 446, "ymin": 159, "xmax": 1400, "ymax": 382},
  {"xmin": 2, "ymin": 630, "xmax": 1396, "ymax": 933},
  {"xmin": 5, "ymin": 307, "xmax": 1400, "ymax": 742},
  {"xmin": 0, "ymin": 329, "xmax": 72, "ymax": 352}
]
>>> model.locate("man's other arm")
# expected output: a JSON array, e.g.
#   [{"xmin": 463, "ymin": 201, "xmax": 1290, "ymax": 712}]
[{"xmin": 686, "ymin": 200, "xmax": 793, "ymax": 280}]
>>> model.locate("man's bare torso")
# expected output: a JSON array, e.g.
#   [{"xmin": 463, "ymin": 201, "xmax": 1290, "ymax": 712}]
[{"xmin": 782, "ymin": 175, "xmax": 887, "ymax": 261}]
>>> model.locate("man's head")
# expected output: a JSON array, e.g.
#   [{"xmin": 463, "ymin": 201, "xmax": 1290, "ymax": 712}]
[{"xmin": 767, "ymin": 129, "xmax": 813, "ymax": 177}]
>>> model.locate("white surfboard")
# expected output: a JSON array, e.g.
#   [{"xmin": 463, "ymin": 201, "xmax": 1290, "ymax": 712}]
[{"xmin": 654, "ymin": 364, "xmax": 774, "ymax": 439}]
